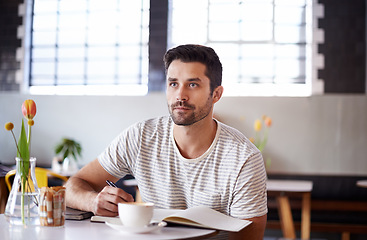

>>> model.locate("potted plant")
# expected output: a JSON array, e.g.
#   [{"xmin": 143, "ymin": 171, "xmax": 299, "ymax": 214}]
[{"xmin": 53, "ymin": 138, "xmax": 82, "ymax": 174}]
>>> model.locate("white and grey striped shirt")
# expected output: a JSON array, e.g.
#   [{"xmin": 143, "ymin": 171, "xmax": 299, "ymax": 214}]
[{"xmin": 98, "ymin": 116, "xmax": 267, "ymax": 220}]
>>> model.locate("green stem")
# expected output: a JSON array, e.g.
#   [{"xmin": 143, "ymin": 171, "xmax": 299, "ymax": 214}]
[
  {"xmin": 26, "ymin": 123, "xmax": 32, "ymax": 223},
  {"xmin": 10, "ymin": 130, "xmax": 22, "ymax": 159},
  {"xmin": 258, "ymin": 128, "xmax": 269, "ymax": 152},
  {"xmin": 27, "ymin": 124, "xmax": 32, "ymax": 154},
  {"xmin": 21, "ymin": 161, "xmax": 25, "ymax": 224},
  {"xmin": 255, "ymin": 131, "xmax": 260, "ymax": 148}
]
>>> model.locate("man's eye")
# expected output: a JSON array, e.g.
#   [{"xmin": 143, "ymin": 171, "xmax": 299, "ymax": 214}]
[
  {"xmin": 169, "ymin": 82, "xmax": 177, "ymax": 87},
  {"xmin": 189, "ymin": 83, "xmax": 198, "ymax": 87}
]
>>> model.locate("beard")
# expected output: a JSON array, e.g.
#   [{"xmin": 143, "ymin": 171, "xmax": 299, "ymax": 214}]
[{"xmin": 168, "ymin": 97, "xmax": 213, "ymax": 126}]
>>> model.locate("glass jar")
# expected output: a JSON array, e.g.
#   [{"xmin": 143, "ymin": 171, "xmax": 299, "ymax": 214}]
[{"xmin": 5, "ymin": 157, "xmax": 40, "ymax": 226}]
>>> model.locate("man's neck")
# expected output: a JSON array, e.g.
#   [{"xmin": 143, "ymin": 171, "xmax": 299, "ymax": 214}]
[{"xmin": 173, "ymin": 117, "xmax": 217, "ymax": 159}]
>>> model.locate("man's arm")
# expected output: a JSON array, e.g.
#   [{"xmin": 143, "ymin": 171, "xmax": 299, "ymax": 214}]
[
  {"xmin": 229, "ymin": 214, "xmax": 267, "ymax": 240},
  {"xmin": 65, "ymin": 159, "xmax": 134, "ymax": 216}
]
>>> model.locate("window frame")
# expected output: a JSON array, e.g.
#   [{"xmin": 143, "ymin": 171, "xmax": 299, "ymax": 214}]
[
  {"xmin": 21, "ymin": 0, "xmax": 324, "ymax": 96},
  {"xmin": 167, "ymin": 0, "xmax": 321, "ymax": 97},
  {"xmin": 26, "ymin": 0, "xmax": 150, "ymax": 96}
]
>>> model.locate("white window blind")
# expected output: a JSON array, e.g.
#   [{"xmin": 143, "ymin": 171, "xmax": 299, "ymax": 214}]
[
  {"xmin": 29, "ymin": 0, "xmax": 150, "ymax": 95},
  {"xmin": 169, "ymin": 0, "xmax": 313, "ymax": 96}
]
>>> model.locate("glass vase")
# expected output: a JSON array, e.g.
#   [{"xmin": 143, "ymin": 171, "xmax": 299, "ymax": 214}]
[{"xmin": 5, "ymin": 157, "xmax": 40, "ymax": 226}]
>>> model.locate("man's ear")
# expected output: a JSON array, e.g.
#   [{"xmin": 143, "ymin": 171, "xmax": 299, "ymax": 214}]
[{"xmin": 212, "ymin": 86, "xmax": 224, "ymax": 104}]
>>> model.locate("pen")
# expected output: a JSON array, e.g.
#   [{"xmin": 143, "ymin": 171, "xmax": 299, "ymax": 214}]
[
  {"xmin": 106, "ymin": 180, "xmax": 118, "ymax": 188},
  {"xmin": 106, "ymin": 179, "xmax": 132, "ymax": 202}
]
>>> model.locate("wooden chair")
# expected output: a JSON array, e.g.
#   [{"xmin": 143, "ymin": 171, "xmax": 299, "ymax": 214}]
[{"xmin": 5, "ymin": 167, "xmax": 68, "ymax": 191}]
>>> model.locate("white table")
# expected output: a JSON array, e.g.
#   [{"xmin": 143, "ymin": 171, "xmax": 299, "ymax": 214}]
[
  {"xmin": 126, "ymin": 178, "xmax": 314, "ymax": 239},
  {"xmin": 0, "ymin": 214, "xmax": 217, "ymax": 240},
  {"xmin": 267, "ymin": 179, "xmax": 313, "ymax": 240}
]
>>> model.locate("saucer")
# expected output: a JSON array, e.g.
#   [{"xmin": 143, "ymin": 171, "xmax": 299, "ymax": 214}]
[{"xmin": 105, "ymin": 220, "xmax": 167, "ymax": 234}]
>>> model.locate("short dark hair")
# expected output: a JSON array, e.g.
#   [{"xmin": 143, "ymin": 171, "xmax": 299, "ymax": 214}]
[{"xmin": 163, "ymin": 44, "xmax": 222, "ymax": 93}]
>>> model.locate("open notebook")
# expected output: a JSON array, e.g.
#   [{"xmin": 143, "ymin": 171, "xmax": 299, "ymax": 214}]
[{"xmin": 91, "ymin": 206, "xmax": 252, "ymax": 232}]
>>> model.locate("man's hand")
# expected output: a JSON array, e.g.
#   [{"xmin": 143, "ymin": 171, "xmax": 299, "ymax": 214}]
[
  {"xmin": 65, "ymin": 159, "xmax": 134, "ymax": 216},
  {"xmin": 93, "ymin": 186, "xmax": 134, "ymax": 216}
]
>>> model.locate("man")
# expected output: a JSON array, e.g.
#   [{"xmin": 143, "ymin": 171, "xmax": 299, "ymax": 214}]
[{"xmin": 65, "ymin": 44, "xmax": 267, "ymax": 239}]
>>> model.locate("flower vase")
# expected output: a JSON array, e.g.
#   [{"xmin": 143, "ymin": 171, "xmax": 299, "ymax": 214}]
[
  {"xmin": 5, "ymin": 157, "xmax": 40, "ymax": 226},
  {"xmin": 51, "ymin": 156, "xmax": 63, "ymax": 173},
  {"xmin": 62, "ymin": 157, "xmax": 78, "ymax": 175}
]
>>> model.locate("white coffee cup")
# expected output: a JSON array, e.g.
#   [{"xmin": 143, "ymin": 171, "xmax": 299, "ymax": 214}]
[{"xmin": 118, "ymin": 202, "xmax": 154, "ymax": 227}]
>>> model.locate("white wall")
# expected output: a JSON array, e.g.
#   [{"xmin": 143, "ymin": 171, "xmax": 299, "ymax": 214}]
[
  {"xmin": 1, "ymin": 93, "xmax": 366, "ymax": 176},
  {"xmin": 215, "ymin": 95, "xmax": 367, "ymax": 176}
]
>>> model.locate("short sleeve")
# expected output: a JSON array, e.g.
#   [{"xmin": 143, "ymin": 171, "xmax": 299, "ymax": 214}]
[
  {"xmin": 98, "ymin": 122, "xmax": 142, "ymax": 179},
  {"xmin": 230, "ymin": 151, "xmax": 268, "ymax": 219}
]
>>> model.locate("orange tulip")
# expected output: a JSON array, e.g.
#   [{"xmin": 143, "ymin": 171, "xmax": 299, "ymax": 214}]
[
  {"xmin": 265, "ymin": 117, "xmax": 272, "ymax": 127},
  {"xmin": 22, "ymin": 99, "xmax": 37, "ymax": 120}
]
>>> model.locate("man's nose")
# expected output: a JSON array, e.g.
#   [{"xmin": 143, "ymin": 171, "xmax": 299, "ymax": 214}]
[{"xmin": 176, "ymin": 87, "xmax": 188, "ymax": 101}]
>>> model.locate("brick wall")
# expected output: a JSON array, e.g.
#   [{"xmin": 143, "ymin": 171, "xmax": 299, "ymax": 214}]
[
  {"xmin": 148, "ymin": 0, "xmax": 168, "ymax": 92},
  {"xmin": 0, "ymin": 0, "xmax": 23, "ymax": 91},
  {"xmin": 318, "ymin": 0, "xmax": 366, "ymax": 93}
]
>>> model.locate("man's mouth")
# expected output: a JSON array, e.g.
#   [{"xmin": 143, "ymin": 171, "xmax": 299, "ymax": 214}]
[
  {"xmin": 174, "ymin": 106, "xmax": 190, "ymax": 110},
  {"xmin": 171, "ymin": 102, "xmax": 194, "ymax": 111}
]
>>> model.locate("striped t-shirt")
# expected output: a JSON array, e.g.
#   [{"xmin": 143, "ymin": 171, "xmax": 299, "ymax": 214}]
[{"xmin": 98, "ymin": 116, "xmax": 268, "ymax": 220}]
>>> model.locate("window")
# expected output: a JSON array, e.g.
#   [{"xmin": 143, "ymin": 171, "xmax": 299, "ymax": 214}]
[
  {"xmin": 169, "ymin": 0, "xmax": 313, "ymax": 96},
  {"xmin": 27, "ymin": 0, "xmax": 315, "ymax": 96},
  {"xmin": 29, "ymin": 0, "xmax": 149, "ymax": 95}
]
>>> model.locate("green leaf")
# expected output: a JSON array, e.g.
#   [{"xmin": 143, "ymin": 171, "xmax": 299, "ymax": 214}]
[
  {"xmin": 63, "ymin": 149, "xmax": 69, "ymax": 160},
  {"xmin": 55, "ymin": 138, "xmax": 82, "ymax": 162},
  {"xmin": 54, "ymin": 144, "xmax": 64, "ymax": 154},
  {"xmin": 18, "ymin": 120, "xmax": 29, "ymax": 178}
]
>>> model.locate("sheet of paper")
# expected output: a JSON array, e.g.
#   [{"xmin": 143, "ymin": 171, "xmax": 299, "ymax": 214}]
[{"xmin": 153, "ymin": 206, "xmax": 252, "ymax": 232}]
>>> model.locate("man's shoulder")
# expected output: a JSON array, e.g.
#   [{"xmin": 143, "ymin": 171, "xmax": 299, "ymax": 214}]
[
  {"xmin": 138, "ymin": 116, "xmax": 172, "ymax": 128},
  {"xmin": 217, "ymin": 120, "xmax": 246, "ymax": 140},
  {"xmin": 128, "ymin": 116, "xmax": 172, "ymax": 136},
  {"xmin": 216, "ymin": 120, "xmax": 259, "ymax": 154}
]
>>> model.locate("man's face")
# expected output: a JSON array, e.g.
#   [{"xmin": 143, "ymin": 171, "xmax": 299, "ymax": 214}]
[{"xmin": 166, "ymin": 60, "xmax": 214, "ymax": 126}]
